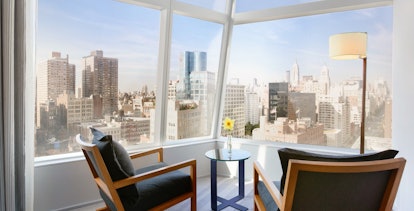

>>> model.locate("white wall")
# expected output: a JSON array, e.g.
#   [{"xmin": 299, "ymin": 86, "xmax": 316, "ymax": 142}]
[{"xmin": 392, "ymin": 0, "xmax": 414, "ymax": 210}]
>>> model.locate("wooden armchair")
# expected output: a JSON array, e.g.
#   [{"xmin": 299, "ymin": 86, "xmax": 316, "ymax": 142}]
[
  {"xmin": 254, "ymin": 158, "xmax": 405, "ymax": 211},
  {"xmin": 76, "ymin": 133, "xmax": 197, "ymax": 211}
]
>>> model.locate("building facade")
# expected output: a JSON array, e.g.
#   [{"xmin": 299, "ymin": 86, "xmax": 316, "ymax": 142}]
[
  {"xmin": 166, "ymin": 100, "xmax": 202, "ymax": 140},
  {"xmin": 190, "ymin": 70, "xmax": 216, "ymax": 136},
  {"xmin": 36, "ymin": 52, "xmax": 75, "ymax": 127},
  {"xmin": 81, "ymin": 50, "xmax": 118, "ymax": 117},
  {"xmin": 318, "ymin": 95, "xmax": 352, "ymax": 146},
  {"xmin": 290, "ymin": 61, "xmax": 300, "ymax": 88},
  {"xmin": 268, "ymin": 82, "xmax": 289, "ymax": 122},
  {"xmin": 245, "ymin": 91, "xmax": 260, "ymax": 125},
  {"xmin": 56, "ymin": 92, "xmax": 94, "ymax": 133},
  {"xmin": 288, "ymin": 92, "xmax": 317, "ymax": 123},
  {"xmin": 223, "ymin": 83, "xmax": 246, "ymax": 137},
  {"xmin": 252, "ymin": 116, "xmax": 325, "ymax": 145},
  {"xmin": 179, "ymin": 51, "xmax": 207, "ymax": 99}
]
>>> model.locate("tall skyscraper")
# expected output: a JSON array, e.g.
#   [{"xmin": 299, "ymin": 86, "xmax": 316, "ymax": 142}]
[
  {"xmin": 286, "ymin": 70, "xmax": 290, "ymax": 83},
  {"xmin": 318, "ymin": 95, "xmax": 351, "ymax": 146},
  {"xmin": 81, "ymin": 50, "xmax": 118, "ymax": 117},
  {"xmin": 36, "ymin": 52, "xmax": 75, "ymax": 127},
  {"xmin": 179, "ymin": 51, "xmax": 207, "ymax": 99},
  {"xmin": 246, "ymin": 78, "xmax": 261, "ymax": 125},
  {"xmin": 223, "ymin": 83, "xmax": 245, "ymax": 137},
  {"xmin": 190, "ymin": 70, "xmax": 216, "ymax": 136},
  {"xmin": 268, "ymin": 82, "xmax": 289, "ymax": 122},
  {"xmin": 288, "ymin": 92, "xmax": 317, "ymax": 123},
  {"xmin": 245, "ymin": 91, "xmax": 260, "ymax": 125},
  {"xmin": 290, "ymin": 61, "xmax": 300, "ymax": 87},
  {"xmin": 342, "ymin": 78, "xmax": 370, "ymax": 126},
  {"xmin": 168, "ymin": 80, "xmax": 179, "ymax": 100},
  {"xmin": 319, "ymin": 65, "xmax": 331, "ymax": 95}
]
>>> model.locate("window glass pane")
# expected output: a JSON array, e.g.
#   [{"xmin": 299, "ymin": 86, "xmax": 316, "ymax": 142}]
[
  {"xmin": 36, "ymin": 0, "xmax": 160, "ymax": 157},
  {"xmin": 236, "ymin": 0, "xmax": 321, "ymax": 13},
  {"xmin": 225, "ymin": 6, "xmax": 393, "ymax": 151},
  {"xmin": 167, "ymin": 14, "xmax": 223, "ymax": 141},
  {"xmin": 177, "ymin": 0, "xmax": 227, "ymax": 13}
]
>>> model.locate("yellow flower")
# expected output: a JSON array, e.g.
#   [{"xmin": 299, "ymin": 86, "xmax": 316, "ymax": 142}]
[{"xmin": 223, "ymin": 117, "xmax": 234, "ymax": 131}]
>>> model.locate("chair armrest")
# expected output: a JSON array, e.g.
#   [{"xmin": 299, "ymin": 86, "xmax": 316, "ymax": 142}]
[
  {"xmin": 130, "ymin": 147, "xmax": 163, "ymax": 162},
  {"xmin": 254, "ymin": 161, "xmax": 284, "ymax": 210},
  {"xmin": 113, "ymin": 159, "xmax": 197, "ymax": 189}
]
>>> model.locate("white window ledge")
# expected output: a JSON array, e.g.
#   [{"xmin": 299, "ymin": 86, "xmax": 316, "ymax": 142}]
[{"xmin": 34, "ymin": 137, "xmax": 373, "ymax": 167}]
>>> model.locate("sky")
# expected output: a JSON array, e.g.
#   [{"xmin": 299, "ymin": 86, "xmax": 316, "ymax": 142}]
[
  {"xmin": 229, "ymin": 6, "xmax": 393, "ymax": 86},
  {"xmin": 37, "ymin": 0, "xmax": 393, "ymax": 92}
]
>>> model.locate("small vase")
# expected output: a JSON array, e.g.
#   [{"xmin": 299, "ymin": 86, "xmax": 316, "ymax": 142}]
[{"xmin": 227, "ymin": 135, "xmax": 232, "ymax": 153}]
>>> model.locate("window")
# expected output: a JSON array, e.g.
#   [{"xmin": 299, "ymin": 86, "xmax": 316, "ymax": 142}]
[
  {"xmin": 224, "ymin": 6, "xmax": 393, "ymax": 151},
  {"xmin": 35, "ymin": 0, "xmax": 393, "ymax": 157},
  {"xmin": 166, "ymin": 14, "xmax": 223, "ymax": 141},
  {"xmin": 35, "ymin": 0, "xmax": 160, "ymax": 157}
]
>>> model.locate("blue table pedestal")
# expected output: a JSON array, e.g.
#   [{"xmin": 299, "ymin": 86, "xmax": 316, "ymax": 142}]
[{"xmin": 210, "ymin": 159, "xmax": 248, "ymax": 211}]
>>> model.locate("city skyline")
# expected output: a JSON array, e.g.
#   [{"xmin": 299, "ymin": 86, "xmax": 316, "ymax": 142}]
[
  {"xmin": 35, "ymin": 47, "xmax": 392, "ymax": 156},
  {"xmin": 37, "ymin": 0, "xmax": 393, "ymax": 92}
]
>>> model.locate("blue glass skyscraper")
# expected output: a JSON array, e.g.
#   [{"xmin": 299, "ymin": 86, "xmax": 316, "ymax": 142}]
[{"xmin": 180, "ymin": 51, "xmax": 207, "ymax": 99}]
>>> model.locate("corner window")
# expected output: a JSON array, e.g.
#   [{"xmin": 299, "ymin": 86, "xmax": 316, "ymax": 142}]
[{"xmin": 224, "ymin": 6, "xmax": 393, "ymax": 151}]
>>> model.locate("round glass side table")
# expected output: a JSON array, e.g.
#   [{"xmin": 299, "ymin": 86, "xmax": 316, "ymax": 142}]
[{"xmin": 205, "ymin": 149, "xmax": 251, "ymax": 211}]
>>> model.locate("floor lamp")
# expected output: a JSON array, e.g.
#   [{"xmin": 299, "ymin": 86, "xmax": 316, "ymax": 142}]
[{"xmin": 329, "ymin": 32, "xmax": 367, "ymax": 154}]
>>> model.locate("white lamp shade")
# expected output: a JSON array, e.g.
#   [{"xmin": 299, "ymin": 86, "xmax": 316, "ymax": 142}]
[{"xmin": 329, "ymin": 32, "xmax": 367, "ymax": 60}]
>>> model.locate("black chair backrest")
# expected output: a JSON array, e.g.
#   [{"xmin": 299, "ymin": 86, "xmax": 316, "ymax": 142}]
[{"xmin": 284, "ymin": 158, "xmax": 406, "ymax": 211}]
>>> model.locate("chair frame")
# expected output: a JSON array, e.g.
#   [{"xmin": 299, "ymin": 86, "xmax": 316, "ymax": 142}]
[
  {"xmin": 254, "ymin": 157, "xmax": 406, "ymax": 211},
  {"xmin": 76, "ymin": 134, "xmax": 197, "ymax": 211}
]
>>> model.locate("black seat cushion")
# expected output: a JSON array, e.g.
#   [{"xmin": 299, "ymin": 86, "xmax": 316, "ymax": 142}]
[
  {"xmin": 132, "ymin": 163, "xmax": 192, "ymax": 210},
  {"xmin": 277, "ymin": 148, "xmax": 399, "ymax": 194},
  {"xmin": 102, "ymin": 163, "xmax": 193, "ymax": 211}
]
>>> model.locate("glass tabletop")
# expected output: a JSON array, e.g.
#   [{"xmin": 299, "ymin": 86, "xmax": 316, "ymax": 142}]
[{"xmin": 205, "ymin": 149, "xmax": 250, "ymax": 161}]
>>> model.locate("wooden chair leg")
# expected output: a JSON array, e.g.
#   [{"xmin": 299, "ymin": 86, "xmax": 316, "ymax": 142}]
[
  {"xmin": 96, "ymin": 206, "xmax": 110, "ymax": 211},
  {"xmin": 191, "ymin": 194, "xmax": 197, "ymax": 210},
  {"xmin": 254, "ymin": 203, "xmax": 259, "ymax": 211}
]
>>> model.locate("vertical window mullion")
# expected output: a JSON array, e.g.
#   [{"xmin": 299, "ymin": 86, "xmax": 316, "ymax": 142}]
[
  {"xmin": 213, "ymin": 0, "xmax": 235, "ymax": 139},
  {"xmin": 155, "ymin": 1, "xmax": 174, "ymax": 145}
]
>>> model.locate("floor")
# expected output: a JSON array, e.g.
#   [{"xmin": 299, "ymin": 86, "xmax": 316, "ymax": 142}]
[{"xmin": 71, "ymin": 176, "xmax": 254, "ymax": 211}]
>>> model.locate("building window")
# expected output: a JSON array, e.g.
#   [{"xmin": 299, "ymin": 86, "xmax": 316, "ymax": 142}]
[
  {"xmin": 166, "ymin": 14, "xmax": 223, "ymax": 141},
  {"xmin": 35, "ymin": 0, "xmax": 160, "ymax": 157},
  {"xmin": 224, "ymin": 6, "xmax": 393, "ymax": 151}
]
